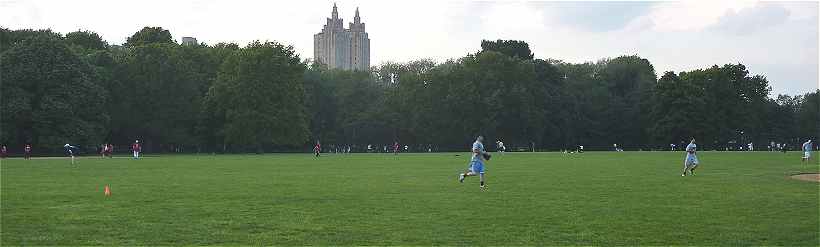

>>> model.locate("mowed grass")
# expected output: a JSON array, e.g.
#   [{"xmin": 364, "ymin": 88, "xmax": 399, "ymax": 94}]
[{"xmin": 1, "ymin": 151, "xmax": 818, "ymax": 245}]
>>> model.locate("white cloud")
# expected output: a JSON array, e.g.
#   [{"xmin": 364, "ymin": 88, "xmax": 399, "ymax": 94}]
[{"xmin": 646, "ymin": 1, "xmax": 759, "ymax": 32}]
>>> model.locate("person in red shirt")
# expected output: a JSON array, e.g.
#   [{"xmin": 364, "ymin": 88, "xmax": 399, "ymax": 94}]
[
  {"xmin": 0, "ymin": 145, "xmax": 7, "ymax": 159},
  {"xmin": 132, "ymin": 140, "xmax": 141, "ymax": 159},
  {"xmin": 393, "ymin": 141, "xmax": 400, "ymax": 155},
  {"xmin": 314, "ymin": 141, "xmax": 321, "ymax": 157},
  {"xmin": 24, "ymin": 144, "xmax": 32, "ymax": 160}
]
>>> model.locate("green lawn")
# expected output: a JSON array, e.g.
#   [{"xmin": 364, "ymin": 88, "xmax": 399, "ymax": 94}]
[{"xmin": 2, "ymin": 151, "xmax": 818, "ymax": 245}]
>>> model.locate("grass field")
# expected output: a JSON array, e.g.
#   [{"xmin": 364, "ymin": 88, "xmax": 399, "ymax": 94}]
[{"xmin": 2, "ymin": 151, "xmax": 818, "ymax": 245}]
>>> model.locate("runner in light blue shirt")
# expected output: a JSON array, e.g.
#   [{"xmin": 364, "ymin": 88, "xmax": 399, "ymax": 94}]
[{"xmin": 459, "ymin": 135, "xmax": 489, "ymax": 190}]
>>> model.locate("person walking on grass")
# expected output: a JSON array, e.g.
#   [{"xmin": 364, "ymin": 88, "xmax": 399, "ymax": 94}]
[{"xmin": 682, "ymin": 138, "xmax": 699, "ymax": 176}]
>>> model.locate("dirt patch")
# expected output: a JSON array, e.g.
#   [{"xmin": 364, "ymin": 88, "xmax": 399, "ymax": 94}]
[{"xmin": 790, "ymin": 173, "xmax": 820, "ymax": 182}]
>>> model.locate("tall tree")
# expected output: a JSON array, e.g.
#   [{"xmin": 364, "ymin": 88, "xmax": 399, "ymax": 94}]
[
  {"xmin": 111, "ymin": 43, "xmax": 203, "ymax": 150},
  {"xmin": 480, "ymin": 39, "xmax": 534, "ymax": 60},
  {"xmin": 206, "ymin": 41, "xmax": 309, "ymax": 150},
  {"xmin": 0, "ymin": 35, "xmax": 108, "ymax": 149},
  {"xmin": 65, "ymin": 30, "xmax": 107, "ymax": 52},
  {"xmin": 125, "ymin": 26, "xmax": 173, "ymax": 47}
]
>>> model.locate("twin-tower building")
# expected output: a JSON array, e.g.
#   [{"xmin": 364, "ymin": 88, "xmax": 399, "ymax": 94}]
[{"xmin": 313, "ymin": 4, "xmax": 370, "ymax": 71}]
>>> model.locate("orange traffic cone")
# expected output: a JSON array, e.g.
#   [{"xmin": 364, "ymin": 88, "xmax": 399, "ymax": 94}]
[{"xmin": 104, "ymin": 184, "xmax": 111, "ymax": 197}]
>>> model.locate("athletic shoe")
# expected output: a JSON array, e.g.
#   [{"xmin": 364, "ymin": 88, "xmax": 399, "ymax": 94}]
[
  {"xmin": 480, "ymin": 185, "xmax": 487, "ymax": 191},
  {"xmin": 681, "ymin": 173, "xmax": 686, "ymax": 177},
  {"xmin": 459, "ymin": 174, "xmax": 465, "ymax": 183}
]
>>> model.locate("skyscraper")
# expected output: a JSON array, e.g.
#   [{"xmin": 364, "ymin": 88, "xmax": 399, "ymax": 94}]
[{"xmin": 314, "ymin": 4, "xmax": 370, "ymax": 71}]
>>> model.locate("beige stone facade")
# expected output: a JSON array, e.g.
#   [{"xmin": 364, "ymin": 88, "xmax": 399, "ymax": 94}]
[{"xmin": 314, "ymin": 4, "xmax": 370, "ymax": 71}]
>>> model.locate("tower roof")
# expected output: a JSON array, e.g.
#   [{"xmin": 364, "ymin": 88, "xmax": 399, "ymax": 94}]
[{"xmin": 354, "ymin": 6, "xmax": 361, "ymax": 23}]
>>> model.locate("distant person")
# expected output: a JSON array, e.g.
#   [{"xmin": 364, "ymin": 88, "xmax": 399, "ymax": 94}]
[
  {"xmin": 802, "ymin": 140, "xmax": 812, "ymax": 165},
  {"xmin": 64, "ymin": 143, "xmax": 78, "ymax": 165},
  {"xmin": 393, "ymin": 141, "xmax": 400, "ymax": 155},
  {"xmin": 458, "ymin": 135, "xmax": 490, "ymax": 190},
  {"xmin": 102, "ymin": 143, "xmax": 112, "ymax": 158},
  {"xmin": 682, "ymin": 138, "xmax": 699, "ymax": 176},
  {"xmin": 670, "ymin": 143, "xmax": 676, "ymax": 151},
  {"xmin": 781, "ymin": 143, "xmax": 788, "ymax": 153},
  {"xmin": 106, "ymin": 144, "xmax": 114, "ymax": 158},
  {"xmin": 579, "ymin": 145, "xmax": 584, "ymax": 153},
  {"xmin": 314, "ymin": 141, "xmax": 321, "ymax": 157},
  {"xmin": 132, "ymin": 140, "xmax": 142, "ymax": 159},
  {"xmin": 24, "ymin": 144, "xmax": 32, "ymax": 160},
  {"xmin": 0, "ymin": 145, "xmax": 7, "ymax": 158},
  {"xmin": 497, "ymin": 140, "xmax": 506, "ymax": 154}
]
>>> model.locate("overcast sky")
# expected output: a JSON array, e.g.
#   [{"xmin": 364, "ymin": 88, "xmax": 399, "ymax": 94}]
[{"xmin": 1, "ymin": 0, "xmax": 817, "ymax": 95}]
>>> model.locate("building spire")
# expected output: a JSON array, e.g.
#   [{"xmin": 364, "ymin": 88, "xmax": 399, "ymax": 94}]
[
  {"xmin": 354, "ymin": 7, "xmax": 360, "ymax": 24},
  {"xmin": 332, "ymin": 3, "xmax": 338, "ymax": 19}
]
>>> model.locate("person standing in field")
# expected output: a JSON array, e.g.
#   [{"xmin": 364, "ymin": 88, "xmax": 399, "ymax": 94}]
[
  {"xmin": 459, "ymin": 135, "xmax": 490, "ymax": 190},
  {"xmin": 314, "ymin": 141, "xmax": 321, "ymax": 157},
  {"xmin": 132, "ymin": 140, "xmax": 141, "ymax": 159},
  {"xmin": 393, "ymin": 141, "xmax": 400, "ymax": 155},
  {"xmin": 802, "ymin": 140, "xmax": 812, "ymax": 165},
  {"xmin": 682, "ymin": 138, "xmax": 699, "ymax": 176},
  {"xmin": 0, "ymin": 145, "xmax": 7, "ymax": 158},
  {"xmin": 24, "ymin": 144, "xmax": 32, "ymax": 160},
  {"xmin": 101, "ymin": 143, "xmax": 112, "ymax": 158},
  {"xmin": 106, "ymin": 143, "xmax": 113, "ymax": 158},
  {"xmin": 64, "ymin": 143, "xmax": 78, "ymax": 165}
]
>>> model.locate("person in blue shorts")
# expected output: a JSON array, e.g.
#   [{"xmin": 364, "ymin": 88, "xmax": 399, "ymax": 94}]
[{"xmin": 459, "ymin": 135, "xmax": 489, "ymax": 190}]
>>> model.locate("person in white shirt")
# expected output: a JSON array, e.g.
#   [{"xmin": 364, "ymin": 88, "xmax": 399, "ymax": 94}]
[
  {"xmin": 802, "ymin": 140, "xmax": 813, "ymax": 165},
  {"xmin": 682, "ymin": 138, "xmax": 699, "ymax": 176}
]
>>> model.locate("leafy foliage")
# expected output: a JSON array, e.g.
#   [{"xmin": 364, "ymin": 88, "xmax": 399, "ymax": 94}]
[{"xmin": 1, "ymin": 28, "xmax": 816, "ymax": 152}]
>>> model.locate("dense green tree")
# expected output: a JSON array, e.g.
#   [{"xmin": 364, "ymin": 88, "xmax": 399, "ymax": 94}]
[
  {"xmin": 480, "ymin": 39, "xmax": 534, "ymax": 60},
  {"xmin": 796, "ymin": 91, "xmax": 819, "ymax": 142},
  {"xmin": 0, "ymin": 35, "xmax": 108, "ymax": 149},
  {"xmin": 0, "ymin": 28, "xmax": 63, "ymax": 54},
  {"xmin": 124, "ymin": 26, "xmax": 173, "ymax": 47},
  {"xmin": 111, "ymin": 43, "xmax": 203, "ymax": 150},
  {"xmin": 65, "ymin": 30, "xmax": 107, "ymax": 52},
  {"xmin": 206, "ymin": 41, "xmax": 308, "ymax": 150},
  {"xmin": 1, "ymin": 27, "xmax": 814, "ymax": 153}
]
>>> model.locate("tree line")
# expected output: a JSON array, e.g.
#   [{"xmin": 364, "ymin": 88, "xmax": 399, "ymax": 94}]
[{"xmin": 1, "ymin": 27, "xmax": 817, "ymax": 154}]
